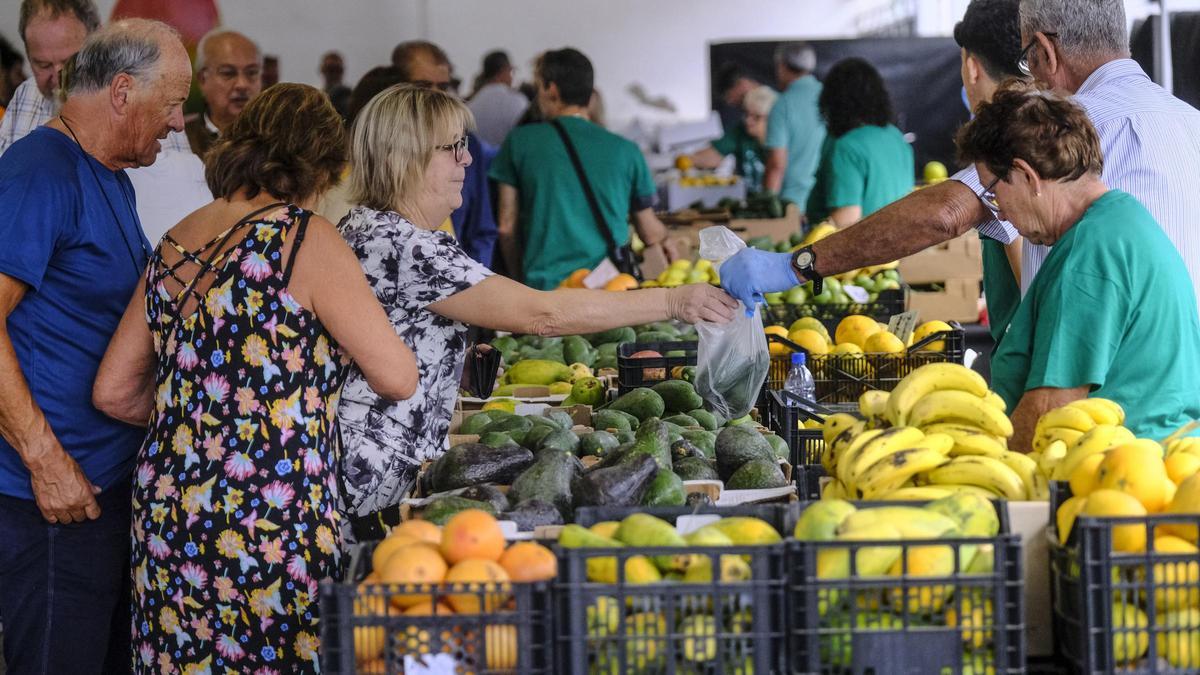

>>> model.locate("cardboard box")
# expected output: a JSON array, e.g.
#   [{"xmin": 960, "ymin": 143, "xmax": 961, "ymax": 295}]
[
  {"xmin": 897, "ymin": 232, "xmax": 983, "ymax": 284},
  {"xmin": 661, "ymin": 178, "xmax": 747, "ymax": 211},
  {"xmin": 1008, "ymin": 501, "xmax": 1053, "ymax": 657},
  {"xmin": 906, "ymin": 278, "xmax": 981, "ymax": 324}
]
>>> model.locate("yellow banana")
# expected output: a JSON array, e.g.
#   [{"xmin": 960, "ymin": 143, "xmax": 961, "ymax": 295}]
[
  {"xmin": 822, "ymin": 412, "xmax": 863, "ymax": 447},
  {"xmin": 920, "ymin": 422, "xmax": 1007, "ymax": 445},
  {"xmin": 1064, "ymin": 398, "xmax": 1123, "ymax": 426},
  {"xmin": 1051, "ymin": 424, "xmax": 1136, "ymax": 481},
  {"xmin": 1035, "ymin": 405, "xmax": 1097, "ymax": 438},
  {"xmin": 906, "ymin": 390, "xmax": 1014, "ymax": 438},
  {"xmin": 947, "ymin": 432, "xmax": 1009, "ymax": 459},
  {"xmin": 996, "ymin": 450, "xmax": 1041, "ymax": 500},
  {"xmin": 1166, "ymin": 437, "xmax": 1200, "ymax": 458},
  {"xmin": 984, "ymin": 391, "xmax": 1007, "ymax": 412},
  {"xmin": 877, "ymin": 486, "xmax": 957, "ymax": 501},
  {"xmin": 858, "ymin": 390, "xmax": 890, "ymax": 422},
  {"xmin": 1037, "ymin": 439, "xmax": 1069, "ymax": 477},
  {"xmin": 885, "ymin": 363, "xmax": 989, "ymax": 427},
  {"xmin": 856, "ymin": 447, "xmax": 951, "ymax": 499},
  {"xmin": 840, "ymin": 426, "xmax": 925, "ymax": 487},
  {"xmin": 926, "ymin": 456, "xmax": 1026, "ymax": 500},
  {"xmin": 821, "ymin": 478, "xmax": 849, "ymax": 500},
  {"xmin": 825, "ymin": 420, "xmax": 868, "ymax": 473},
  {"xmin": 1032, "ymin": 427, "xmax": 1086, "ymax": 455},
  {"xmin": 833, "ymin": 429, "xmax": 885, "ymax": 485},
  {"xmin": 922, "ymin": 433, "xmax": 956, "ymax": 456}
]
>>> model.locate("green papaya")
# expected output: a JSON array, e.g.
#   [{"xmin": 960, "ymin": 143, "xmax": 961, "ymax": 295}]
[
  {"xmin": 585, "ymin": 327, "xmax": 636, "ymax": 347},
  {"xmin": 681, "ymin": 430, "xmax": 716, "ymax": 458},
  {"xmin": 652, "ymin": 380, "xmax": 703, "ymax": 414},
  {"xmin": 641, "ymin": 321, "xmax": 681, "ymax": 338},
  {"xmin": 579, "ymin": 431, "xmax": 620, "ymax": 457},
  {"xmin": 627, "ymin": 418, "xmax": 671, "ymax": 470},
  {"xmin": 563, "ymin": 335, "xmax": 596, "ymax": 367},
  {"xmin": 764, "ymin": 433, "xmax": 790, "ymax": 461},
  {"xmin": 521, "ymin": 424, "xmax": 556, "ymax": 450},
  {"xmin": 607, "ymin": 388, "xmax": 665, "ymax": 423},
  {"xmin": 674, "ymin": 456, "xmax": 719, "ymax": 481},
  {"xmin": 726, "ymin": 458, "xmax": 789, "ymax": 490},
  {"xmin": 508, "ymin": 450, "xmax": 581, "ymax": 518},
  {"xmin": 715, "ymin": 425, "xmax": 776, "ymax": 480},
  {"xmin": 616, "ymin": 430, "xmax": 637, "ymax": 445},
  {"xmin": 591, "ymin": 410, "xmax": 632, "ymax": 432},
  {"xmin": 566, "ymin": 377, "xmax": 605, "ymax": 407},
  {"xmin": 571, "ymin": 454, "xmax": 659, "ymax": 509},
  {"xmin": 481, "ymin": 415, "xmax": 534, "ymax": 445},
  {"xmin": 547, "ymin": 411, "xmax": 574, "ymax": 431},
  {"xmin": 686, "ymin": 409, "xmax": 719, "ymax": 431},
  {"xmin": 490, "ymin": 335, "xmax": 519, "ymax": 353},
  {"xmin": 429, "ymin": 442, "xmax": 534, "ymax": 492},
  {"xmin": 671, "ymin": 438, "xmax": 702, "ymax": 461},
  {"xmin": 479, "ymin": 431, "xmax": 521, "ymax": 449},
  {"xmin": 633, "ymin": 330, "xmax": 677, "ymax": 344},
  {"xmin": 459, "ymin": 411, "xmax": 496, "ymax": 435},
  {"xmin": 640, "ymin": 470, "xmax": 686, "ymax": 506},
  {"xmin": 662, "ymin": 413, "xmax": 700, "ymax": 428},
  {"xmin": 539, "ymin": 429, "xmax": 580, "ymax": 455}
]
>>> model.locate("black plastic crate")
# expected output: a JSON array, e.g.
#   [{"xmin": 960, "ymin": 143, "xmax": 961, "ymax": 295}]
[
  {"xmin": 766, "ymin": 390, "xmax": 858, "ymax": 467},
  {"xmin": 786, "ymin": 499, "xmax": 1026, "ymax": 674},
  {"xmin": 763, "ymin": 326, "xmax": 966, "ymax": 404},
  {"xmin": 617, "ymin": 340, "xmax": 698, "ymax": 394},
  {"xmin": 1049, "ymin": 481, "xmax": 1200, "ymax": 674},
  {"xmin": 320, "ymin": 542, "xmax": 553, "ymax": 674},
  {"xmin": 574, "ymin": 503, "xmax": 793, "ymax": 533},
  {"xmin": 791, "ymin": 464, "xmax": 827, "ymax": 501},
  {"xmin": 555, "ymin": 541, "xmax": 788, "ymax": 674},
  {"xmin": 761, "ymin": 287, "xmax": 907, "ymax": 332}
]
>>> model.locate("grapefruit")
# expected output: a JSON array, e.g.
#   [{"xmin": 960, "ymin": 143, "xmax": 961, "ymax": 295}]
[{"xmin": 441, "ymin": 509, "xmax": 506, "ymax": 564}]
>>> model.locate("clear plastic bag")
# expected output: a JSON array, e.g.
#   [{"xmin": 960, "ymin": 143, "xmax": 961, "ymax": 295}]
[{"xmin": 694, "ymin": 226, "xmax": 770, "ymax": 419}]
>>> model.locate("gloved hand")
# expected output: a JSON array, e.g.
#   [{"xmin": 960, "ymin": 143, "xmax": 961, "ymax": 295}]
[{"xmin": 718, "ymin": 248, "xmax": 799, "ymax": 317}]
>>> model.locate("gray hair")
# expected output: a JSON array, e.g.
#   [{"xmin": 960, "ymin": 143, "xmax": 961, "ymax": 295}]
[
  {"xmin": 1019, "ymin": 0, "xmax": 1129, "ymax": 58},
  {"xmin": 67, "ymin": 18, "xmax": 180, "ymax": 95},
  {"xmin": 19, "ymin": 0, "xmax": 101, "ymax": 43},
  {"xmin": 195, "ymin": 29, "xmax": 261, "ymax": 72},
  {"xmin": 775, "ymin": 42, "xmax": 816, "ymax": 73},
  {"xmin": 744, "ymin": 85, "xmax": 778, "ymax": 116}
]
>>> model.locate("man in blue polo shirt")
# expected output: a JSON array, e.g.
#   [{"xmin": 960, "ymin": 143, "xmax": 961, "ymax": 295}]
[{"xmin": 0, "ymin": 19, "xmax": 191, "ymax": 672}]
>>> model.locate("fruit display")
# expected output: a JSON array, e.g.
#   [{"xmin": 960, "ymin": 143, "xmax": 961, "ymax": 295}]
[
  {"xmin": 789, "ymin": 493, "xmax": 1022, "ymax": 674},
  {"xmin": 331, "ymin": 511, "xmax": 557, "ymax": 672},
  {"xmin": 556, "ymin": 510, "xmax": 788, "ymax": 674},
  {"xmin": 490, "ymin": 322, "xmax": 697, "ymax": 377},
  {"xmin": 640, "ymin": 258, "xmax": 719, "ymax": 288}
]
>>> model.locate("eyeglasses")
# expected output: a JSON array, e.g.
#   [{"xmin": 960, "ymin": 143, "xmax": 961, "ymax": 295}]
[
  {"xmin": 412, "ymin": 80, "xmax": 454, "ymax": 93},
  {"xmin": 980, "ymin": 175, "xmax": 1002, "ymax": 214},
  {"xmin": 1017, "ymin": 32, "xmax": 1058, "ymax": 77},
  {"xmin": 436, "ymin": 134, "xmax": 469, "ymax": 162}
]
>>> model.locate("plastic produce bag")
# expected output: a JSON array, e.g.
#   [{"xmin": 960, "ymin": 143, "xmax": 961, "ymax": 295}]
[{"xmin": 694, "ymin": 226, "xmax": 770, "ymax": 419}]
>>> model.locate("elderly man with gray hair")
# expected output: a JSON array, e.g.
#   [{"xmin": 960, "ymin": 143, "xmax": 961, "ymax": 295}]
[
  {"xmin": 763, "ymin": 41, "xmax": 826, "ymax": 209},
  {"xmin": 185, "ymin": 28, "xmax": 262, "ymax": 157},
  {"xmin": 722, "ymin": 0, "xmax": 1200, "ymax": 344},
  {"xmin": 0, "ymin": 18, "xmax": 190, "ymax": 673}
]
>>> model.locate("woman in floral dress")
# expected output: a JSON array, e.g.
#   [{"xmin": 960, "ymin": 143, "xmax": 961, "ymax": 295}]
[{"xmin": 94, "ymin": 84, "xmax": 417, "ymax": 673}]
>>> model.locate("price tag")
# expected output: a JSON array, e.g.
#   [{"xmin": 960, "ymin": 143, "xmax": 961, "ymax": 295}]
[
  {"xmin": 405, "ymin": 653, "xmax": 460, "ymax": 674},
  {"xmin": 842, "ymin": 284, "xmax": 869, "ymax": 303},
  {"xmin": 887, "ymin": 310, "xmax": 922, "ymax": 345},
  {"xmin": 964, "ymin": 348, "xmax": 979, "ymax": 370},
  {"xmin": 582, "ymin": 259, "xmax": 620, "ymax": 289}
]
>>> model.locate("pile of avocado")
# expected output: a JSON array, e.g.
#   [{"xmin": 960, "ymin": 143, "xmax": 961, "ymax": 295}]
[
  {"xmin": 490, "ymin": 321, "xmax": 698, "ymax": 372},
  {"xmin": 420, "ymin": 379, "xmax": 793, "ymax": 529}
]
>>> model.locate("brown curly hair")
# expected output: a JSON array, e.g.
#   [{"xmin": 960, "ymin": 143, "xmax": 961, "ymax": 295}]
[
  {"xmin": 205, "ymin": 83, "xmax": 347, "ymax": 203},
  {"xmin": 956, "ymin": 79, "xmax": 1102, "ymax": 183}
]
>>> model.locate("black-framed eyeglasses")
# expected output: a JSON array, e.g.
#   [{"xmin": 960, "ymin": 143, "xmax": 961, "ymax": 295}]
[
  {"xmin": 436, "ymin": 134, "xmax": 469, "ymax": 162},
  {"xmin": 1017, "ymin": 32, "xmax": 1058, "ymax": 77},
  {"xmin": 980, "ymin": 175, "xmax": 1002, "ymax": 214}
]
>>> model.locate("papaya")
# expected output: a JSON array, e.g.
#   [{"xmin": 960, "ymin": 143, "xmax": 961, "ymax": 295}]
[
  {"xmin": 504, "ymin": 359, "xmax": 573, "ymax": 385},
  {"xmin": 429, "ymin": 443, "xmax": 534, "ymax": 492},
  {"xmin": 608, "ymin": 388, "xmax": 665, "ymax": 423},
  {"xmin": 459, "ymin": 411, "xmax": 496, "ymax": 435},
  {"xmin": 592, "ymin": 410, "xmax": 632, "ymax": 433},
  {"xmin": 663, "ymin": 413, "xmax": 700, "ymax": 428},
  {"xmin": 585, "ymin": 327, "xmax": 636, "ymax": 347},
  {"xmin": 674, "ymin": 456, "xmax": 719, "ymax": 481},
  {"xmin": 687, "ymin": 409, "xmax": 719, "ymax": 431},
  {"xmin": 640, "ymin": 470, "xmax": 686, "ymax": 506},
  {"xmin": 628, "ymin": 418, "xmax": 672, "ymax": 470},
  {"xmin": 764, "ymin": 433, "xmax": 790, "ymax": 461},
  {"xmin": 563, "ymin": 335, "xmax": 596, "ymax": 368},
  {"xmin": 726, "ymin": 458, "xmax": 788, "ymax": 490},
  {"xmin": 579, "ymin": 431, "xmax": 620, "ymax": 458},
  {"xmin": 715, "ymin": 425, "xmax": 776, "ymax": 480},
  {"xmin": 681, "ymin": 430, "xmax": 716, "ymax": 458},
  {"xmin": 508, "ymin": 450, "xmax": 581, "ymax": 519}
]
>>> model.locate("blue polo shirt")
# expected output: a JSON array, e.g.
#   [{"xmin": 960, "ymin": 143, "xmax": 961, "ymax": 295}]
[{"xmin": 0, "ymin": 127, "xmax": 150, "ymax": 500}]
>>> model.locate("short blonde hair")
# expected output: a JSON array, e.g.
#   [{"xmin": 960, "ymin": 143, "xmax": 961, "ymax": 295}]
[
  {"xmin": 348, "ymin": 84, "xmax": 475, "ymax": 213},
  {"xmin": 743, "ymin": 85, "xmax": 778, "ymax": 116}
]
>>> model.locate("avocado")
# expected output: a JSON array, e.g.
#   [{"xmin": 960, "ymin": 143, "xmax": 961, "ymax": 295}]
[
  {"xmin": 539, "ymin": 429, "xmax": 580, "ymax": 455},
  {"xmin": 457, "ymin": 484, "xmax": 509, "ymax": 514},
  {"xmin": 640, "ymin": 470, "xmax": 686, "ymax": 506},
  {"xmin": 508, "ymin": 450, "xmax": 581, "ymax": 518},
  {"xmin": 633, "ymin": 330, "xmax": 677, "ymax": 344},
  {"xmin": 671, "ymin": 438, "xmax": 702, "ymax": 461},
  {"xmin": 563, "ymin": 335, "xmax": 597, "ymax": 367},
  {"xmin": 616, "ymin": 431, "xmax": 637, "ymax": 445},
  {"xmin": 589, "ymin": 442, "xmax": 634, "ymax": 472},
  {"xmin": 627, "ymin": 418, "xmax": 672, "ymax": 470},
  {"xmin": 686, "ymin": 409, "xmax": 719, "ymax": 431},
  {"xmin": 478, "ymin": 431, "xmax": 520, "ymax": 449},
  {"xmin": 608, "ymin": 388, "xmax": 665, "ymax": 423},
  {"xmin": 764, "ymin": 433, "xmax": 790, "ymax": 461},
  {"xmin": 429, "ymin": 443, "xmax": 535, "ymax": 492},
  {"xmin": 572, "ymin": 453, "xmax": 659, "ymax": 509},
  {"xmin": 502, "ymin": 498, "xmax": 564, "ymax": 531},
  {"xmin": 662, "ymin": 413, "xmax": 700, "ymax": 428},
  {"xmin": 579, "ymin": 431, "xmax": 620, "ymax": 458},
  {"xmin": 613, "ymin": 410, "xmax": 641, "ymax": 428},
  {"xmin": 715, "ymin": 425, "xmax": 776, "ymax": 480},
  {"xmin": 459, "ymin": 411, "xmax": 496, "ymax": 435},
  {"xmin": 481, "ymin": 415, "xmax": 534, "ymax": 445},
  {"xmin": 726, "ymin": 458, "xmax": 789, "ymax": 490},
  {"xmin": 422, "ymin": 495, "xmax": 496, "ymax": 525},
  {"xmin": 652, "ymin": 380, "xmax": 703, "ymax": 414},
  {"xmin": 681, "ymin": 430, "xmax": 716, "ymax": 458},
  {"xmin": 641, "ymin": 321, "xmax": 682, "ymax": 338},
  {"xmin": 548, "ymin": 411, "xmax": 574, "ymax": 431},
  {"xmin": 520, "ymin": 425, "xmax": 555, "ymax": 451},
  {"xmin": 674, "ymin": 456, "xmax": 720, "ymax": 481},
  {"xmin": 591, "ymin": 410, "xmax": 632, "ymax": 433},
  {"xmin": 586, "ymin": 326, "xmax": 636, "ymax": 347},
  {"xmin": 528, "ymin": 414, "xmax": 563, "ymax": 430}
]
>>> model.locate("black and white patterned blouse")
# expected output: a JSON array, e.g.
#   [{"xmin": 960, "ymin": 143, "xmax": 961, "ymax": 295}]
[{"xmin": 336, "ymin": 206, "xmax": 492, "ymax": 517}]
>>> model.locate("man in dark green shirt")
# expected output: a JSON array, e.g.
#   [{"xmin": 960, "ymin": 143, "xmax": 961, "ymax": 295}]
[{"xmin": 491, "ymin": 48, "xmax": 676, "ymax": 289}]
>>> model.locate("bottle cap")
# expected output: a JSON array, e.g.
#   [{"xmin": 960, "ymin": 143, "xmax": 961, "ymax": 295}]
[{"xmin": 791, "ymin": 352, "xmax": 806, "ymax": 366}]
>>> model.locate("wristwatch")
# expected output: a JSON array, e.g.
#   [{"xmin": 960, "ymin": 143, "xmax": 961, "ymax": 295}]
[{"xmin": 790, "ymin": 246, "xmax": 823, "ymax": 295}]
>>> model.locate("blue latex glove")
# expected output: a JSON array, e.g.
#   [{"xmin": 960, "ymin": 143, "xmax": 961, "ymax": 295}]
[{"xmin": 719, "ymin": 248, "xmax": 799, "ymax": 317}]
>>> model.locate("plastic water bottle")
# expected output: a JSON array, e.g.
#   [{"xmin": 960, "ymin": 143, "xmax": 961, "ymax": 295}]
[{"xmin": 783, "ymin": 352, "xmax": 816, "ymax": 405}]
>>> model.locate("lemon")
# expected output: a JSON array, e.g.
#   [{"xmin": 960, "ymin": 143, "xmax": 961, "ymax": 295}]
[
  {"xmin": 834, "ymin": 315, "xmax": 881, "ymax": 349},
  {"xmin": 787, "ymin": 328, "xmax": 829, "ymax": 355},
  {"xmin": 912, "ymin": 320, "xmax": 954, "ymax": 351},
  {"xmin": 765, "ymin": 326, "xmax": 792, "ymax": 357},
  {"xmin": 789, "ymin": 317, "xmax": 830, "ymax": 342},
  {"xmin": 863, "ymin": 331, "xmax": 905, "ymax": 354}
]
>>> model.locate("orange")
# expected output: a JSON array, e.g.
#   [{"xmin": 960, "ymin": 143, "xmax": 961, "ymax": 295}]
[
  {"xmin": 498, "ymin": 542, "xmax": 558, "ymax": 582},
  {"xmin": 371, "ymin": 534, "xmax": 422, "ymax": 573},
  {"xmin": 603, "ymin": 273, "xmax": 639, "ymax": 291},
  {"xmin": 390, "ymin": 519, "xmax": 442, "ymax": 546},
  {"xmin": 443, "ymin": 559, "xmax": 512, "ymax": 614},
  {"xmin": 834, "ymin": 315, "xmax": 880, "ymax": 349},
  {"xmin": 559, "ymin": 268, "xmax": 590, "ymax": 289},
  {"xmin": 441, "ymin": 509, "xmax": 506, "ymax": 564},
  {"xmin": 403, "ymin": 600, "xmax": 455, "ymax": 616},
  {"xmin": 379, "ymin": 542, "xmax": 448, "ymax": 609}
]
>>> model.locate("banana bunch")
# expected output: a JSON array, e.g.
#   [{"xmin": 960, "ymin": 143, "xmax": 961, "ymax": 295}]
[
  {"xmin": 819, "ymin": 363, "xmax": 1054, "ymax": 500},
  {"xmin": 1030, "ymin": 398, "xmax": 1125, "ymax": 453}
]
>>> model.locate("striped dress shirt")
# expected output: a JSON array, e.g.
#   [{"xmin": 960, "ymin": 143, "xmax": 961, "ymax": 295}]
[{"xmin": 955, "ymin": 59, "xmax": 1200, "ymax": 315}]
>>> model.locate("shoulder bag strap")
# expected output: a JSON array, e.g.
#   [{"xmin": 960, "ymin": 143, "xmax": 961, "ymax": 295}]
[{"xmin": 549, "ymin": 118, "xmax": 621, "ymax": 260}]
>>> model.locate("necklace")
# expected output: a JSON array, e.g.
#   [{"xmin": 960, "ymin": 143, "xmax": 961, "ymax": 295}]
[{"xmin": 59, "ymin": 114, "xmax": 150, "ymax": 276}]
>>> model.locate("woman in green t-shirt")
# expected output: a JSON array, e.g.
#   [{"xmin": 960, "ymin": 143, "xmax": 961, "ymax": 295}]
[
  {"xmin": 956, "ymin": 82, "xmax": 1200, "ymax": 450},
  {"xmin": 691, "ymin": 85, "xmax": 777, "ymax": 191},
  {"xmin": 806, "ymin": 58, "xmax": 914, "ymax": 227}
]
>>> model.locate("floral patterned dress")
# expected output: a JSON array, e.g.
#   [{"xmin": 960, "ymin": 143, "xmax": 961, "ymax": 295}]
[{"xmin": 130, "ymin": 203, "xmax": 350, "ymax": 674}]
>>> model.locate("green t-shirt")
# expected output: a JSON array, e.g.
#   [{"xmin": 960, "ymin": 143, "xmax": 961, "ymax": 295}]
[
  {"xmin": 489, "ymin": 117, "xmax": 656, "ymax": 290},
  {"xmin": 711, "ymin": 123, "xmax": 767, "ymax": 192},
  {"xmin": 991, "ymin": 190, "xmax": 1200, "ymax": 439},
  {"xmin": 805, "ymin": 124, "xmax": 913, "ymax": 223},
  {"xmin": 765, "ymin": 76, "xmax": 826, "ymax": 207},
  {"xmin": 980, "ymin": 236, "xmax": 1020, "ymax": 344}
]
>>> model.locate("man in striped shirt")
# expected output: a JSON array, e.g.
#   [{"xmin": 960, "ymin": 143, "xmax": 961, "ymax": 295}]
[{"xmin": 721, "ymin": 0, "xmax": 1200, "ymax": 341}]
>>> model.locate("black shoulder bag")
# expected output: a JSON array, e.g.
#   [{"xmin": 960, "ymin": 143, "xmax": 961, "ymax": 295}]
[{"xmin": 549, "ymin": 118, "xmax": 642, "ymax": 281}]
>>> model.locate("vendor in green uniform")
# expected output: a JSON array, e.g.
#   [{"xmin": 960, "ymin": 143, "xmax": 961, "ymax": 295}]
[
  {"xmin": 956, "ymin": 82, "xmax": 1200, "ymax": 451},
  {"xmin": 690, "ymin": 85, "xmax": 777, "ymax": 191},
  {"xmin": 806, "ymin": 58, "xmax": 913, "ymax": 227}
]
